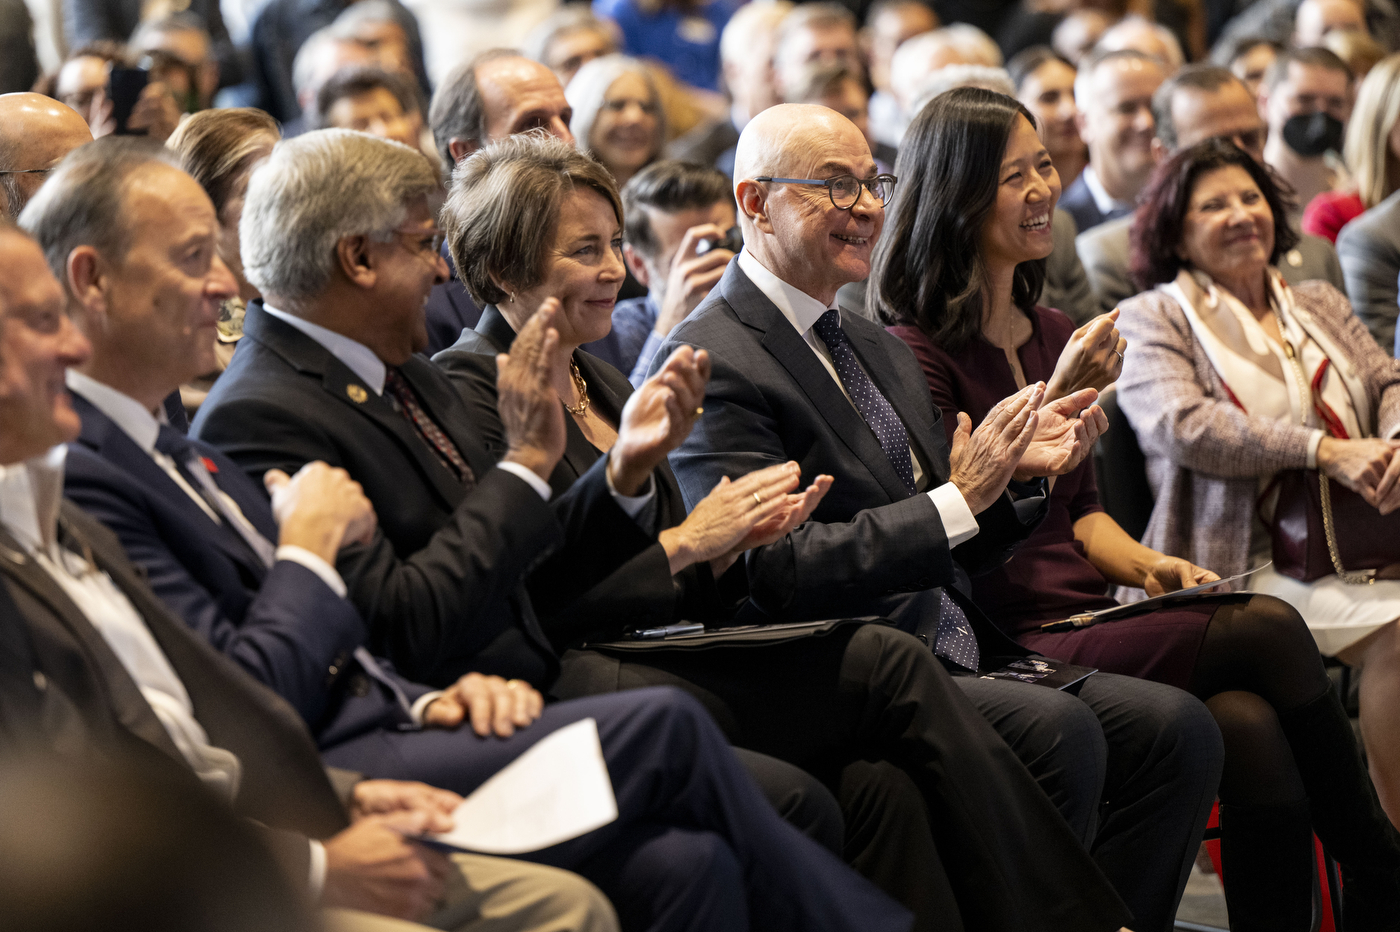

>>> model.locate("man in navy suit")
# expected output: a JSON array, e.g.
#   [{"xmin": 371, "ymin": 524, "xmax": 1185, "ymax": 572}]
[
  {"xmin": 653, "ymin": 103, "xmax": 1223, "ymax": 932},
  {"xmin": 21, "ymin": 136, "xmax": 913, "ymax": 932},
  {"xmin": 1059, "ymin": 49, "xmax": 1166, "ymax": 234}
]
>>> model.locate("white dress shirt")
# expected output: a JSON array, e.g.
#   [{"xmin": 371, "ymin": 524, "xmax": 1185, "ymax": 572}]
[
  {"xmin": 0, "ymin": 447, "xmax": 243, "ymax": 800},
  {"xmin": 65, "ymin": 370, "xmax": 347, "ymax": 598},
  {"xmin": 259, "ymin": 304, "xmax": 658, "ymax": 517},
  {"xmin": 737, "ymin": 249, "xmax": 980, "ymax": 547},
  {"xmin": 1080, "ymin": 165, "xmax": 1136, "ymax": 218}
]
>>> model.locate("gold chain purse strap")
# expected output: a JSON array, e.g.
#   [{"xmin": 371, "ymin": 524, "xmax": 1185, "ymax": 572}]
[{"xmin": 1273, "ymin": 306, "xmax": 1376, "ymax": 585}]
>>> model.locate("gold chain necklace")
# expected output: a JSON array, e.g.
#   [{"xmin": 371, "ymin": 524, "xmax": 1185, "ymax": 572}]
[{"xmin": 563, "ymin": 361, "xmax": 590, "ymax": 416}]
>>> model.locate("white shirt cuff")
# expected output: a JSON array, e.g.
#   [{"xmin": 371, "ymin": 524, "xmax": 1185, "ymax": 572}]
[
  {"xmin": 496, "ymin": 462, "xmax": 553, "ymax": 501},
  {"xmin": 275, "ymin": 545, "xmax": 347, "ymax": 598},
  {"xmin": 1307, "ymin": 429, "xmax": 1325, "ymax": 469},
  {"xmin": 308, "ymin": 839, "xmax": 327, "ymax": 898},
  {"xmin": 928, "ymin": 483, "xmax": 980, "ymax": 548},
  {"xmin": 605, "ymin": 466, "xmax": 656, "ymax": 519},
  {"xmin": 410, "ymin": 690, "xmax": 445, "ymax": 726}
]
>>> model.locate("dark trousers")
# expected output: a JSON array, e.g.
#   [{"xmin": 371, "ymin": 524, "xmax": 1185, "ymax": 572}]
[
  {"xmin": 955, "ymin": 673, "xmax": 1222, "ymax": 932},
  {"xmin": 554, "ymin": 623, "xmax": 1138, "ymax": 932},
  {"xmin": 321, "ymin": 686, "xmax": 911, "ymax": 932}
]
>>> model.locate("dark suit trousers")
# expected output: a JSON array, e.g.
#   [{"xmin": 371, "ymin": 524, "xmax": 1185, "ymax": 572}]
[
  {"xmin": 553, "ymin": 624, "xmax": 1136, "ymax": 932},
  {"xmin": 319, "ymin": 687, "xmax": 911, "ymax": 932},
  {"xmin": 879, "ymin": 589, "xmax": 1223, "ymax": 932}
]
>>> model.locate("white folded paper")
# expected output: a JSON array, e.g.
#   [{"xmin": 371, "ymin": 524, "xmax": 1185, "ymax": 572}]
[{"xmin": 423, "ymin": 717, "xmax": 618, "ymax": 854}]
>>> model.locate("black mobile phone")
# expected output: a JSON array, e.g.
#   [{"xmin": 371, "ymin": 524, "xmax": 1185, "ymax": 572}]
[
  {"xmin": 695, "ymin": 226, "xmax": 742, "ymax": 256},
  {"xmin": 108, "ymin": 67, "xmax": 149, "ymax": 136}
]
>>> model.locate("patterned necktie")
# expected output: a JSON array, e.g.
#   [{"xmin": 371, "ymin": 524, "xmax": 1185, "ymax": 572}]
[
  {"xmin": 811, "ymin": 309, "xmax": 916, "ymax": 496},
  {"xmin": 932, "ymin": 592, "xmax": 980, "ymax": 673},
  {"xmin": 382, "ymin": 368, "xmax": 475, "ymax": 488},
  {"xmin": 155, "ymin": 426, "xmax": 277, "ymax": 568}
]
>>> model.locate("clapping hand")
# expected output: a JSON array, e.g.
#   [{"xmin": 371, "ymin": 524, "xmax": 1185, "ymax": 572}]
[
  {"xmin": 497, "ymin": 298, "xmax": 567, "ymax": 482},
  {"xmin": 948, "ymin": 382, "xmax": 1044, "ymax": 514},
  {"xmin": 1014, "ymin": 388, "xmax": 1108, "ymax": 480},
  {"xmin": 658, "ymin": 462, "xmax": 834, "ymax": 576},
  {"xmin": 610, "ymin": 345, "xmax": 710, "ymax": 495},
  {"xmin": 1046, "ymin": 310, "xmax": 1125, "ymax": 401}
]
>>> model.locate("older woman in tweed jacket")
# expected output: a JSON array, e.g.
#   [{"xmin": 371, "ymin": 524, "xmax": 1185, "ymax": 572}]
[
  {"xmin": 1117, "ymin": 142, "xmax": 1400, "ymax": 894},
  {"xmin": 1118, "ymin": 281, "xmax": 1400, "ymax": 585}
]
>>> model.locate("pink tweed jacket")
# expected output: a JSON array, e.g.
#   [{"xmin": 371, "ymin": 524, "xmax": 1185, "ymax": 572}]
[{"xmin": 1115, "ymin": 279, "xmax": 1400, "ymax": 582}]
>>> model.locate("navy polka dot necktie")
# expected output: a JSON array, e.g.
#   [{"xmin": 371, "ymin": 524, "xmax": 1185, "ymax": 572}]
[
  {"xmin": 811, "ymin": 310, "xmax": 979, "ymax": 672},
  {"xmin": 812, "ymin": 309, "xmax": 916, "ymax": 496}
]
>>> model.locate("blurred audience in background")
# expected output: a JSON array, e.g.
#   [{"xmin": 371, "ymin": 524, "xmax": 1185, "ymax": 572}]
[
  {"xmin": 568, "ymin": 55, "xmax": 665, "ymax": 191},
  {"xmin": 1009, "ymin": 44, "xmax": 1088, "ymax": 186},
  {"xmin": 524, "ymin": 7, "xmax": 619, "ymax": 87}
]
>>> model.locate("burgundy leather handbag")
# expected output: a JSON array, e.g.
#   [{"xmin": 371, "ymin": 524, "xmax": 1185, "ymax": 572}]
[{"xmin": 1268, "ymin": 469, "xmax": 1400, "ymax": 584}]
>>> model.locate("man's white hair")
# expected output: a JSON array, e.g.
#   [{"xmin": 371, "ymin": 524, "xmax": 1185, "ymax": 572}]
[
  {"xmin": 890, "ymin": 24, "xmax": 1002, "ymax": 107},
  {"xmin": 910, "ymin": 65, "xmax": 1016, "ymax": 119},
  {"xmin": 240, "ymin": 129, "xmax": 439, "ymax": 301},
  {"xmin": 1096, "ymin": 16, "xmax": 1185, "ymax": 70}
]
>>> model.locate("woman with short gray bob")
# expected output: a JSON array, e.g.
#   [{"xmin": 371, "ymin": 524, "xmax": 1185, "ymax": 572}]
[
  {"xmin": 565, "ymin": 55, "xmax": 665, "ymax": 189},
  {"xmin": 434, "ymin": 130, "xmax": 824, "ymax": 650}
]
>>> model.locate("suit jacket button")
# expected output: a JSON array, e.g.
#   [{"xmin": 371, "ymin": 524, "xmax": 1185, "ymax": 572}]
[
  {"xmin": 351, "ymin": 673, "xmax": 372, "ymax": 697},
  {"xmin": 32, "ymin": 671, "xmax": 46, "ymax": 691}
]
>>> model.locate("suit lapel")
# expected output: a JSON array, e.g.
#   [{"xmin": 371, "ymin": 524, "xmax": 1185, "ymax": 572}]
[
  {"xmin": 723, "ymin": 266, "xmax": 916, "ymax": 502},
  {"xmin": 400, "ymin": 355, "xmax": 498, "ymax": 481},
  {"xmin": 72, "ymin": 395, "xmax": 274, "ymax": 584},
  {"xmin": 0, "ymin": 523, "xmax": 186, "ymax": 761},
  {"xmin": 57, "ymin": 504, "xmax": 349, "ymax": 838},
  {"xmin": 840, "ymin": 316, "xmax": 946, "ymax": 487},
  {"xmin": 243, "ymin": 305, "xmax": 467, "ymax": 509}
]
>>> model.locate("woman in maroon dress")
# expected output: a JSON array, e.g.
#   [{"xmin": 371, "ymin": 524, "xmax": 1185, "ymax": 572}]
[{"xmin": 867, "ymin": 86, "xmax": 1400, "ymax": 932}]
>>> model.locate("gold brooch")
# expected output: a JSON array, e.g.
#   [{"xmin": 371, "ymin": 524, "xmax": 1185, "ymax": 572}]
[{"xmin": 346, "ymin": 384, "xmax": 368, "ymax": 403}]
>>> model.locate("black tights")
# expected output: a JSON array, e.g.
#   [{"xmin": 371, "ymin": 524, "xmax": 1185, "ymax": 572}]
[
  {"xmin": 1185, "ymin": 594, "xmax": 1331, "ymax": 806},
  {"xmin": 1180, "ymin": 594, "xmax": 1397, "ymax": 931}
]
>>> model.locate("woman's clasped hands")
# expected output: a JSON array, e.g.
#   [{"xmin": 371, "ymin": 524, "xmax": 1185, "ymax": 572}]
[{"xmin": 1317, "ymin": 436, "xmax": 1400, "ymax": 515}]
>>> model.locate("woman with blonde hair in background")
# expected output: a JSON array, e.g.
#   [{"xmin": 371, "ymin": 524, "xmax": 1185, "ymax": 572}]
[{"xmin": 165, "ymin": 107, "xmax": 280, "ymax": 414}]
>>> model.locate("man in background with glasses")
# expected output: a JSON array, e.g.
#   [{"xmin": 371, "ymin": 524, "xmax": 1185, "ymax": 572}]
[
  {"xmin": 649, "ymin": 102, "xmax": 1224, "ymax": 932},
  {"xmin": 0, "ymin": 93, "xmax": 91, "ymax": 220}
]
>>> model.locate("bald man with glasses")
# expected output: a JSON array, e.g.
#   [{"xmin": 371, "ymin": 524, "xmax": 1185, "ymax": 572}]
[{"xmin": 0, "ymin": 93, "xmax": 92, "ymax": 220}]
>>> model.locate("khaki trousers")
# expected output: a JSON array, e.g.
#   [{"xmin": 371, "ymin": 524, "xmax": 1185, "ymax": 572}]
[{"xmin": 324, "ymin": 853, "xmax": 618, "ymax": 932}]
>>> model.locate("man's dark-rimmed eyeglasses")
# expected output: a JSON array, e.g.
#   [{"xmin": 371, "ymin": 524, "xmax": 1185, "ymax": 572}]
[{"xmin": 754, "ymin": 173, "xmax": 897, "ymax": 210}]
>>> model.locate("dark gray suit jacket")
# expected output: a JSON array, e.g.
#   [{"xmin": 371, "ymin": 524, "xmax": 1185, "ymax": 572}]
[
  {"xmin": 655, "ymin": 261, "xmax": 1044, "ymax": 645},
  {"xmin": 0, "ymin": 502, "xmax": 348, "ymax": 876},
  {"xmin": 1335, "ymin": 187, "xmax": 1400, "ymax": 352},
  {"xmin": 1077, "ymin": 213, "xmax": 1346, "ymax": 312}
]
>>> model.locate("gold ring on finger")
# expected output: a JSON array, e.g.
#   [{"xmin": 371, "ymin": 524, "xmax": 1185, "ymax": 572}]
[{"xmin": 753, "ymin": 492, "xmax": 763, "ymax": 506}]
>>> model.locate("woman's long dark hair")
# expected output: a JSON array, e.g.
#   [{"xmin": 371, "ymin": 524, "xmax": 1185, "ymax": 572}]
[{"xmin": 867, "ymin": 87, "xmax": 1047, "ymax": 353}]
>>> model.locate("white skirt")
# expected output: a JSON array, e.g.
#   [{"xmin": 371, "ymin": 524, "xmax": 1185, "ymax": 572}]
[{"xmin": 1248, "ymin": 561, "xmax": 1400, "ymax": 655}]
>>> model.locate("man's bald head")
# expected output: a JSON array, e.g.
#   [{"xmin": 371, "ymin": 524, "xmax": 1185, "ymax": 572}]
[
  {"xmin": 735, "ymin": 103, "xmax": 852, "ymax": 181},
  {"xmin": 0, "ymin": 94, "xmax": 93, "ymax": 221},
  {"xmin": 734, "ymin": 104, "xmax": 881, "ymax": 304}
]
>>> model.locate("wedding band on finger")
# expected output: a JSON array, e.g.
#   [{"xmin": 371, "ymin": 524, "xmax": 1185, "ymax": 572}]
[
  {"xmin": 753, "ymin": 492, "xmax": 763, "ymax": 506},
  {"xmin": 505, "ymin": 680, "xmax": 524, "ymax": 690},
  {"xmin": 1114, "ymin": 350, "xmax": 1124, "ymax": 363}
]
